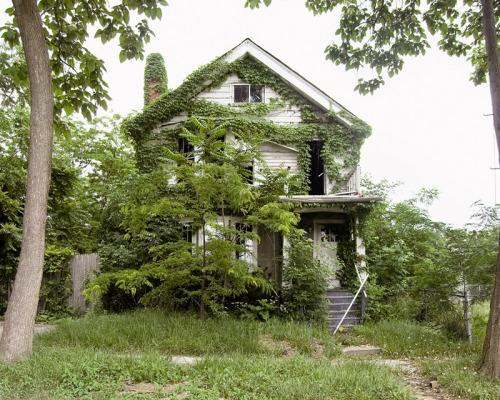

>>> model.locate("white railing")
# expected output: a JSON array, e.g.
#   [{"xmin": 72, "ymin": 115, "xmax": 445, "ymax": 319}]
[
  {"xmin": 346, "ymin": 165, "xmax": 360, "ymax": 193},
  {"xmin": 333, "ymin": 263, "xmax": 368, "ymax": 335}
]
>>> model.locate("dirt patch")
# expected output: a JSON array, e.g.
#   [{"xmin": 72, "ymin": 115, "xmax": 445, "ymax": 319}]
[
  {"xmin": 378, "ymin": 359, "xmax": 458, "ymax": 400},
  {"xmin": 259, "ymin": 335, "xmax": 327, "ymax": 358},
  {"xmin": 121, "ymin": 379, "xmax": 189, "ymax": 397},
  {"xmin": 259, "ymin": 335, "xmax": 298, "ymax": 357},
  {"xmin": 310, "ymin": 338, "xmax": 326, "ymax": 358}
]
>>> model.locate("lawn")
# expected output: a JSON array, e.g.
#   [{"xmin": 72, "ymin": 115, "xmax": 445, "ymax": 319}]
[
  {"xmin": 1, "ymin": 306, "xmax": 499, "ymax": 399},
  {"xmin": 0, "ymin": 310, "xmax": 413, "ymax": 400},
  {"xmin": 351, "ymin": 302, "xmax": 500, "ymax": 400}
]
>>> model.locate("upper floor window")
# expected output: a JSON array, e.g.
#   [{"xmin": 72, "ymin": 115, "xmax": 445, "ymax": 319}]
[
  {"xmin": 234, "ymin": 85, "xmax": 264, "ymax": 103},
  {"xmin": 178, "ymin": 137, "xmax": 194, "ymax": 161}
]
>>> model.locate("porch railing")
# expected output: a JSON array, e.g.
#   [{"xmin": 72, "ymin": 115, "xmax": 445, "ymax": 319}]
[{"xmin": 333, "ymin": 264, "xmax": 368, "ymax": 334}]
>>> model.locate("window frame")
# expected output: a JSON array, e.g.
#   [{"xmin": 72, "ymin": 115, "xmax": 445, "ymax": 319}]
[{"xmin": 232, "ymin": 84, "xmax": 265, "ymax": 104}]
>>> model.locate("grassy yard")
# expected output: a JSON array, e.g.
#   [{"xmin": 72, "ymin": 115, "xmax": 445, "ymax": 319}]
[
  {"xmin": 351, "ymin": 302, "xmax": 500, "ymax": 400},
  {"xmin": 1, "ymin": 307, "xmax": 499, "ymax": 399},
  {"xmin": 0, "ymin": 310, "xmax": 414, "ymax": 400}
]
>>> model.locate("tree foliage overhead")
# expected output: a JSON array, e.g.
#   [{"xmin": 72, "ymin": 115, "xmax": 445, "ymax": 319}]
[
  {"xmin": 1, "ymin": 0, "xmax": 167, "ymax": 121},
  {"xmin": 246, "ymin": 0, "xmax": 495, "ymax": 93}
]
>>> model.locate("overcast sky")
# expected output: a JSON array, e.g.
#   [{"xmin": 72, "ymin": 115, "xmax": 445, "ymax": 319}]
[{"xmin": 64, "ymin": 0, "xmax": 500, "ymax": 226}]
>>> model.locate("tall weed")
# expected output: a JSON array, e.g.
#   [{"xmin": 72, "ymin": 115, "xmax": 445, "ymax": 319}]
[{"xmin": 353, "ymin": 319, "xmax": 474, "ymax": 357}]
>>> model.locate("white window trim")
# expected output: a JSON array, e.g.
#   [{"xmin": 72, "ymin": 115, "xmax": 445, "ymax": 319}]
[{"xmin": 231, "ymin": 84, "xmax": 266, "ymax": 104}]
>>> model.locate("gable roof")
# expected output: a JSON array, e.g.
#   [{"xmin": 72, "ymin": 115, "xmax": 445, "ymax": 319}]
[
  {"xmin": 222, "ymin": 39, "xmax": 354, "ymax": 118},
  {"xmin": 126, "ymin": 39, "xmax": 362, "ymax": 142}
]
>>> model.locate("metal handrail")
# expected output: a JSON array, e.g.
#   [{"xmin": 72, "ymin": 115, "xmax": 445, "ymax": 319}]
[
  {"xmin": 333, "ymin": 274, "xmax": 369, "ymax": 335},
  {"xmin": 354, "ymin": 263, "xmax": 367, "ymax": 298}
]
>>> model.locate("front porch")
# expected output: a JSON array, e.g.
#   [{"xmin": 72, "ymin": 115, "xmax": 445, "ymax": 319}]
[{"xmin": 279, "ymin": 193, "xmax": 381, "ymax": 330}]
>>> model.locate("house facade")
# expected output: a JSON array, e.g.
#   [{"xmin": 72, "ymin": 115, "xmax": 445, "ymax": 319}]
[{"xmin": 125, "ymin": 39, "xmax": 381, "ymax": 295}]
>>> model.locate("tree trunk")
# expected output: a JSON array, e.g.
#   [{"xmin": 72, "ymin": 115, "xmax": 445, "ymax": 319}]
[
  {"xmin": 479, "ymin": 0, "xmax": 500, "ymax": 378},
  {"xmin": 0, "ymin": 0, "xmax": 54, "ymax": 363},
  {"xmin": 200, "ymin": 220, "xmax": 206, "ymax": 320}
]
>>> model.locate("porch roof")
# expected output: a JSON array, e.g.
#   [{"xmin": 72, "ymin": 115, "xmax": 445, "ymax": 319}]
[{"xmin": 278, "ymin": 194, "xmax": 383, "ymax": 204}]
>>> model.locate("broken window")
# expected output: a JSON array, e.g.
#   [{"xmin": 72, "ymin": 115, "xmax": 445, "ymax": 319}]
[
  {"xmin": 320, "ymin": 225, "xmax": 340, "ymax": 243},
  {"xmin": 234, "ymin": 85, "xmax": 264, "ymax": 103},
  {"xmin": 178, "ymin": 137, "xmax": 194, "ymax": 162},
  {"xmin": 244, "ymin": 162, "xmax": 254, "ymax": 184},
  {"xmin": 308, "ymin": 140, "xmax": 325, "ymax": 195}
]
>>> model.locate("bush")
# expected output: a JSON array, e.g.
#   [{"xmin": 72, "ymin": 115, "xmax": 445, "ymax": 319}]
[{"xmin": 281, "ymin": 235, "xmax": 330, "ymax": 324}]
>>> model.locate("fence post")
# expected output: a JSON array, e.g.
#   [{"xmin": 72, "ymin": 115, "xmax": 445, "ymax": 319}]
[{"xmin": 68, "ymin": 254, "xmax": 100, "ymax": 314}]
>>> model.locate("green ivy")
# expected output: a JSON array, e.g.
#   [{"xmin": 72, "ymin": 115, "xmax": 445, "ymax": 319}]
[
  {"xmin": 143, "ymin": 53, "xmax": 168, "ymax": 107},
  {"xmin": 125, "ymin": 53, "xmax": 372, "ymax": 194}
]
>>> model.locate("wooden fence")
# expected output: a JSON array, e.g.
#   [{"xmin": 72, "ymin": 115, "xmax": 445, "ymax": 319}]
[{"xmin": 68, "ymin": 253, "xmax": 100, "ymax": 314}]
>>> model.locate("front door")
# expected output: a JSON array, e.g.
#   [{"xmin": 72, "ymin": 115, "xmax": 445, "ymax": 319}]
[{"xmin": 314, "ymin": 224, "xmax": 341, "ymax": 288}]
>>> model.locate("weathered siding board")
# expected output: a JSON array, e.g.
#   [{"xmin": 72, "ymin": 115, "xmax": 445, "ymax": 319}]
[
  {"xmin": 260, "ymin": 142, "xmax": 299, "ymax": 171},
  {"xmin": 194, "ymin": 75, "xmax": 304, "ymax": 124},
  {"xmin": 68, "ymin": 254, "xmax": 100, "ymax": 315},
  {"xmin": 254, "ymin": 142, "xmax": 300, "ymax": 184},
  {"xmin": 266, "ymin": 107, "xmax": 302, "ymax": 124}
]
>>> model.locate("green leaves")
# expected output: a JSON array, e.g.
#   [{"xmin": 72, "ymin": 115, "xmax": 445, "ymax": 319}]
[
  {"xmin": 245, "ymin": 0, "xmax": 271, "ymax": 9},
  {"xmin": 299, "ymin": 0, "xmax": 492, "ymax": 93},
  {"xmin": 1, "ymin": 0, "xmax": 168, "ymax": 121}
]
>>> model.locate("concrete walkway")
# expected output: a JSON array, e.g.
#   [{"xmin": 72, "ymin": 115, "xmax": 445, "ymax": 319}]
[{"xmin": 0, "ymin": 322, "xmax": 57, "ymax": 336}]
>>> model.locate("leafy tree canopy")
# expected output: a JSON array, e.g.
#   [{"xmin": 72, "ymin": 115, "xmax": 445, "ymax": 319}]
[
  {"xmin": 1, "ymin": 0, "xmax": 167, "ymax": 122},
  {"xmin": 246, "ymin": 0, "xmax": 494, "ymax": 93}
]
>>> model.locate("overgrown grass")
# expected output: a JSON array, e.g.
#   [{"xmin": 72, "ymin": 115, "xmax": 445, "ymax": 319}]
[
  {"xmin": 36, "ymin": 309, "xmax": 339, "ymax": 357},
  {"xmin": 470, "ymin": 301, "xmax": 490, "ymax": 340},
  {"xmin": 188, "ymin": 355, "xmax": 414, "ymax": 400},
  {"xmin": 0, "ymin": 310, "xmax": 418, "ymax": 400},
  {"xmin": 0, "ymin": 349, "xmax": 415, "ymax": 399},
  {"xmin": 423, "ymin": 356, "xmax": 500, "ymax": 400},
  {"xmin": 417, "ymin": 301, "xmax": 500, "ymax": 400},
  {"xmin": 353, "ymin": 304, "xmax": 500, "ymax": 400},
  {"xmin": 0, "ymin": 348, "xmax": 183, "ymax": 399},
  {"xmin": 352, "ymin": 319, "xmax": 474, "ymax": 357}
]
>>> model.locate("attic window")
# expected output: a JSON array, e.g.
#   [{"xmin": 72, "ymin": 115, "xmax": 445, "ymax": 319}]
[{"xmin": 234, "ymin": 85, "xmax": 263, "ymax": 103}]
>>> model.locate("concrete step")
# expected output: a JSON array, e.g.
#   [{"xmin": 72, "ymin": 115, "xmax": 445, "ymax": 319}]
[
  {"xmin": 326, "ymin": 290, "xmax": 355, "ymax": 299},
  {"xmin": 326, "ymin": 289, "xmax": 361, "ymax": 330},
  {"xmin": 342, "ymin": 346, "xmax": 383, "ymax": 356},
  {"xmin": 328, "ymin": 302, "xmax": 357, "ymax": 312},
  {"xmin": 328, "ymin": 318, "xmax": 361, "ymax": 330},
  {"xmin": 329, "ymin": 309, "xmax": 358, "ymax": 318}
]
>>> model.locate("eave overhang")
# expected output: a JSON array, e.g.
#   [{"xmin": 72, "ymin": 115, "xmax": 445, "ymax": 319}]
[{"xmin": 278, "ymin": 195, "xmax": 382, "ymax": 213}]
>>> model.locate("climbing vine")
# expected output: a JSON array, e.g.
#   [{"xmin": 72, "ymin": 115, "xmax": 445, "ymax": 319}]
[
  {"xmin": 143, "ymin": 53, "xmax": 168, "ymax": 107},
  {"xmin": 125, "ymin": 54, "xmax": 372, "ymax": 194}
]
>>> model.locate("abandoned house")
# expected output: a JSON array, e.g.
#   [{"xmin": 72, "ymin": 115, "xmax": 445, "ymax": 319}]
[{"xmin": 125, "ymin": 39, "xmax": 381, "ymax": 328}]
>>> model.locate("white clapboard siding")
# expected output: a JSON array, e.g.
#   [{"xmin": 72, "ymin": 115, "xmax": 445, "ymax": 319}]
[
  {"xmin": 195, "ymin": 74, "xmax": 239, "ymax": 104},
  {"xmin": 157, "ymin": 75, "xmax": 310, "ymax": 130},
  {"xmin": 266, "ymin": 106, "xmax": 302, "ymax": 124},
  {"xmin": 254, "ymin": 141, "xmax": 299, "ymax": 184},
  {"xmin": 155, "ymin": 112, "xmax": 189, "ymax": 133}
]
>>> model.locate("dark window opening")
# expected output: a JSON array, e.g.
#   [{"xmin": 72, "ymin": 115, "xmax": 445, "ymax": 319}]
[
  {"xmin": 182, "ymin": 224, "xmax": 194, "ymax": 254},
  {"xmin": 178, "ymin": 137, "xmax": 194, "ymax": 161},
  {"xmin": 250, "ymin": 85, "xmax": 263, "ymax": 102},
  {"xmin": 234, "ymin": 85, "xmax": 249, "ymax": 103},
  {"xmin": 308, "ymin": 141, "xmax": 325, "ymax": 195},
  {"xmin": 235, "ymin": 223, "xmax": 251, "ymax": 259},
  {"xmin": 320, "ymin": 225, "xmax": 340, "ymax": 243},
  {"xmin": 244, "ymin": 163, "xmax": 254, "ymax": 184},
  {"xmin": 234, "ymin": 85, "xmax": 263, "ymax": 103}
]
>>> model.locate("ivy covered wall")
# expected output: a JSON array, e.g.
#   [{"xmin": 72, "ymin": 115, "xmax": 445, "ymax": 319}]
[{"xmin": 125, "ymin": 54, "xmax": 371, "ymax": 194}]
